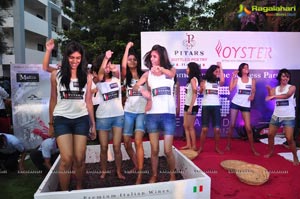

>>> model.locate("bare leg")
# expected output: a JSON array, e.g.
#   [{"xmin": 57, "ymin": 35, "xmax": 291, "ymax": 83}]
[
  {"xmin": 226, "ymin": 108, "xmax": 238, "ymax": 151},
  {"xmin": 264, "ymin": 124, "xmax": 277, "ymax": 158},
  {"xmin": 198, "ymin": 127, "xmax": 208, "ymax": 154},
  {"xmin": 98, "ymin": 130, "xmax": 109, "ymax": 179},
  {"xmin": 242, "ymin": 112, "xmax": 260, "ymax": 156},
  {"xmin": 112, "ymin": 127, "xmax": 125, "ymax": 180},
  {"xmin": 123, "ymin": 135, "xmax": 137, "ymax": 171},
  {"xmin": 148, "ymin": 132, "xmax": 159, "ymax": 183},
  {"xmin": 181, "ymin": 112, "xmax": 191, "ymax": 149},
  {"xmin": 135, "ymin": 131, "xmax": 144, "ymax": 184},
  {"xmin": 285, "ymin": 126, "xmax": 299, "ymax": 165},
  {"xmin": 56, "ymin": 134, "xmax": 74, "ymax": 191},
  {"xmin": 214, "ymin": 128, "xmax": 224, "ymax": 154},
  {"xmin": 164, "ymin": 135, "xmax": 176, "ymax": 181},
  {"xmin": 73, "ymin": 135, "xmax": 87, "ymax": 189}
]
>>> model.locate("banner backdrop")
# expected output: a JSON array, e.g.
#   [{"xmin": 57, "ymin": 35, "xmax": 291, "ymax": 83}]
[
  {"xmin": 141, "ymin": 31, "xmax": 300, "ymax": 137},
  {"xmin": 10, "ymin": 64, "xmax": 53, "ymax": 150}
]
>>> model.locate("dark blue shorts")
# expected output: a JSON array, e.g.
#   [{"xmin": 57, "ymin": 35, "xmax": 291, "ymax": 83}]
[
  {"xmin": 53, "ymin": 115, "xmax": 90, "ymax": 137},
  {"xmin": 201, "ymin": 106, "xmax": 221, "ymax": 128},
  {"xmin": 230, "ymin": 102, "xmax": 250, "ymax": 112}
]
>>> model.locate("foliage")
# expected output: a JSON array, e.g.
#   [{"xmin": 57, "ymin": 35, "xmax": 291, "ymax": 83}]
[
  {"xmin": 0, "ymin": 0, "xmax": 13, "ymax": 54},
  {"xmin": 60, "ymin": 0, "xmax": 209, "ymax": 63},
  {"xmin": 59, "ymin": 0, "xmax": 299, "ymax": 63}
]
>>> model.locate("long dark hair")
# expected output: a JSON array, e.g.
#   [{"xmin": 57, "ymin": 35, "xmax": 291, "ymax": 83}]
[
  {"xmin": 125, "ymin": 49, "xmax": 144, "ymax": 88},
  {"xmin": 203, "ymin": 64, "xmax": 219, "ymax": 83},
  {"xmin": 276, "ymin": 68, "xmax": 291, "ymax": 85},
  {"xmin": 237, "ymin": 63, "xmax": 249, "ymax": 77},
  {"xmin": 92, "ymin": 54, "xmax": 113, "ymax": 82},
  {"xmin": 58, "ymin": 41, "xmax": 87, "ymax": 91},
  {"xmin": 143, "ymin": 44, "xmax": 172, "ymax": 70},
  {"xmin": 187, "ymin": 62, "xmax": 201, "ymax": 85}
]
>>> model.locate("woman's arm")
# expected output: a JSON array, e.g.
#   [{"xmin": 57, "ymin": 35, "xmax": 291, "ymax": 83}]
[
  {"xmin": 133, "ymin": 71, "xmax": 149, "ymax": 91},
  {"xmin": 43, "ymin": 39, "xmax": 57, "ymax": 73},
  {"xmin": 199, "ymin": 80, "xmax": 205, "ymax": 94},
  {"xmin": 266, "ymin": 85, "xmax": 296, "ymax": 101},
  {"xmin": 229, "ymin": 70, "xmax": 238, "ymax": 92},
  {"xmin": 85, "ymin": 74, "xmax": 96, "ymax": 140},
  {"xmin": 98, "ymin": 50, "xmax": 113, "ymax": 82},
  {"xmin": 188, "ymin": 78, "xmax": 198, "ymax": 113},
  {"xmin": 248, "ymin": 78, "xmax": 256, "ymax": 101},
  {"xmin": 121, "ymin": 42, "xmax": 133, "ymax": 81},
  {"xmin": 159, "ymin": 66, "xmax": 176, "ymax": 78},
  {"xmin": 217, "ymin": 62, "xmax": 225, "ymax": 86},
  {"xmin": 48, "ymin": 71, "xmax": 57, "ymax": 137}
]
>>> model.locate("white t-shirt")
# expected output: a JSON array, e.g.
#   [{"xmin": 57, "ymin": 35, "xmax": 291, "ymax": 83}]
[
  {"xmin": 96, "ymin": 77, "xmax": 124, "ymax": 118},
  {"xmin": 231, "ymin": 77, "xmax": 252, "ymax": 108},
  {"xmin": 147, "ymin": 72, "xmax": 176, "ymax": 114},
  {"xmin": 53, "ymin": 71, "xmax": 88, "ymax": 119},
  {"xmin": 273, "ymin": 84, "xmax": 295, "ymax": 117},
  {"xmin": 185, "ymin": 77, "xmax": 198, "ymax": 106},
  {"xmin": 124, "ymin": 79, "xmax": 147, "ymax": 113},
  {"xmin": 202, "ymin": 81, "xmax": 220, "ymax": 106}
]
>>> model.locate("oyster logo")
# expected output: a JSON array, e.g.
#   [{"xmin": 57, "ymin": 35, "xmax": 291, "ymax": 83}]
[
  {"xmin": 215, "ymin": 40, "xmax": 272, "ymax": 59},
  {"xmin": 17, "ymin": 73, "xmax": 39, "ymax": 82},
  {"xmin": 183, "ymin": 33, "xmax": 196, "ymax": 49},
  {"xmin": 237, "ymin": 4, "xmax": 251, "ymax": 18}
]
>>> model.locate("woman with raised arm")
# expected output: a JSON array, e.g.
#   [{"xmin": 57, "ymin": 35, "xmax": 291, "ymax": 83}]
[
  {"xmin": 96, "ymin": 50, "xmax": 125, "ymax": 179},
  {"xmin": 121, "ymin": 42, "xmax": 147, "ymax": 184},
  {"xmin": 46, "ymin": 40, "xmax": 96, "ymax": 190}
]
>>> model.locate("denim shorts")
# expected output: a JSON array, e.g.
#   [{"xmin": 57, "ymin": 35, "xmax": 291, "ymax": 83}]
[
  {"xmin": 123, "ymin": 112, "xmax": 145, "ymax": 136},
  {"xmin": 145, "ymin": 114, "xmax": 176, "ymax": 135},
  {"xmin": 184, "ymin": 105, "xmax": 199, "ymax": 115},
  {"xmin": 230, "ymin": 102, "xmax": 250, "ymax": 112},
  {"xmin": 96, "ymin": 115, "xmax": 124, "ymax": 131},
  {"xmin": 269, "ymin": 115, "xmax": 295, "ymax": 128},
  {"xmin": 53, "ymin": 115, "xmax": 90, "ymax": 137},
  {"xmin": 201, "ymin": 106, "xmax": 221, "ymax": 128}
]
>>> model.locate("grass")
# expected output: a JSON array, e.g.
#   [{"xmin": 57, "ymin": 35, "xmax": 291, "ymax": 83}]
[
  {"xmin": 0, "ymin": 140, "xmax": 100, "ymax": 199},
  {"xmin": 0, "ymin": 157, "xmax": 44, "ymax": 199}
]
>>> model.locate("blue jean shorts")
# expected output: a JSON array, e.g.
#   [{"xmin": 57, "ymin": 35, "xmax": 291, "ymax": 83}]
[
  {"xmin": 230, "ymin": 102, "xmax": 250, "ymax": 112},
  {"xmin": 269, "ymin": 115, "xmax": 295, "ymax": 128},
  {"xmin": 53, "ymin": 115, "xmax": 90, "ymax": 137},
  {"xmin": 123, "ymin": 112, "xmax": 145, "ymax": 136},
  {"xmin": 145, "ymin": 113, "xmax": 176, "ymax": 135},
  {"xmin": 201, "ymin": 106, "xmax": 221, "ymax": 128},
  {"xmin": 96, "ymin": 115, "xmax": 124, "ymax": 131}
]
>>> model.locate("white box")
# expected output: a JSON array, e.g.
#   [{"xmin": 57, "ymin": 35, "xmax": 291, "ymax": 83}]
[{"xmin": 34, "ymin": 141, "xmax": 211, "ymax": 199}]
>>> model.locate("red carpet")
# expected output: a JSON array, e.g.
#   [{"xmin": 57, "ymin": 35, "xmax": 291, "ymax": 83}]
[{"xmin": 173, "ymin": 138, "xmax": 300, "ymax": 199}]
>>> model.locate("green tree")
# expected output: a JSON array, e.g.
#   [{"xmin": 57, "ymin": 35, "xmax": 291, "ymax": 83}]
[
  {"xmin": 203, "ymin": 0, "xmax": 300, "ymax": 31},
  {"xmin": 0, "ymin": 0, "xmax": 13, "ymax": 54},
  {"xmin": 60, "ymin": 0, "xmax": 208, "ymax": 63}
]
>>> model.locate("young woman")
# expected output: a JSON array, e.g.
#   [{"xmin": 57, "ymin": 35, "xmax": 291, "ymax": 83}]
[
  {"xmin": 121, "ymin": 42, "xmax": 147, "ymax": 184},
  {"xmin": 198, "ymin": 62, "xmax": 224, "ymax": 154},
  {"xmin": 45, "ymin": 40, "xmax": 96, "ymax": 190},
  {"xmin": 264, "ymin": 68, "xmax": 299, "ymax": 165},
  {"xmin": 96, "ymin": 50, "xmax": 125, "ymax": 179},
  {"xmin": 181, "ymin": 62, "xmax": 201, "ymax": 151},
  {"xmin": 133, "ymin": 44, "xmax": 177, "ymax": 183},
  {"xmin": 226, "ymin": 63, "xmax": 259, "ymax": 156}
]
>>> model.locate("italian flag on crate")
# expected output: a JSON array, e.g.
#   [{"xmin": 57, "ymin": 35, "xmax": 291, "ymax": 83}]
[{"xmin": 193, "ymin": 185, "xmax": 203, "ymax": 192}]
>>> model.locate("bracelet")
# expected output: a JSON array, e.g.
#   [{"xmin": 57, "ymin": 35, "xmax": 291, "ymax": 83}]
[{"xmin": 48, "ymin": 122, "xmax": 53, "ymax": 125}]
